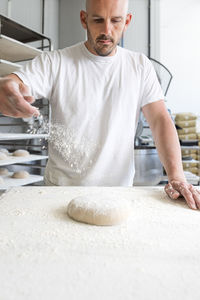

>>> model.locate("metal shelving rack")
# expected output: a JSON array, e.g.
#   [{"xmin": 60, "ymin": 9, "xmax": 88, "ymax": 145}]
[
  {"xmin": 0, "ymin": 14, "xmax": 51, "ymax": 188},
  {"xmin": 0, "ymin": 14, "xmax": 51, "ymax": 76},
  {"xmin": 180, "ymin": 144, "xmax": 200, "ymax": 185}
]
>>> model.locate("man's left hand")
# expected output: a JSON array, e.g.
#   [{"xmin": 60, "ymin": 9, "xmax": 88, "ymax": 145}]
[{"xmin": 165, "ymin": 180, "xmax": 200, "ymax": 210}]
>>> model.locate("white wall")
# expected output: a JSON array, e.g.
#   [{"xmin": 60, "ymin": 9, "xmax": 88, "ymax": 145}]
[
  {"xmin": 0, "ymin": 0, "xmax": 59, "ymax": 49},
  {"xmin": 0, "ymin": 1, "xmax": 8, "ymax": 14},
  {"xmin": 124, "ymin": 0, "xmax": 148, "ymax": 55},
  {"xmin": 159, "ymin": 0, "xmax": 200, "ymax": 113},
  {"xmin": 59, "ymin": 0, "xmax": 86, "ymax": 49}
]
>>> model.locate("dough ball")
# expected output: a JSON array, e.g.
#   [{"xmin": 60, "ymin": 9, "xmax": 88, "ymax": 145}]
[
  {"xmin": 0, "ymin": 148, "xmax": 9, "ymax": 155},
  {"xmin": 67, "ymin": 195, "xmax": 132, "ymax": 226},
  {"xmin": 0, "ymin": 168, "xmax": 9, "ymax": 176},
  {"xmin": 13, "ymin": 149, "xmax": 30, "ymax": 157},
  {"xmin": 0, "ymin": 177, "xmax": 4, "ymax": 184},
  {"xmin": 12, "ymin": 171, "xmax": 30, "ymax": 179},
  {"xmin": 0, "ymin": 152, "xmax": 7, "ymax": 160}
]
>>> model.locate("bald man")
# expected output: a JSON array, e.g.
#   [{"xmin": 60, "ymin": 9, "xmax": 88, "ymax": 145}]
[{"xmin": 0, "ymin": 0, "xmax": 200, "ymax": 209}]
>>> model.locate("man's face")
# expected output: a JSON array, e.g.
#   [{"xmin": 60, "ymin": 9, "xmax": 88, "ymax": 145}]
[{"xmin": 81, "ymin": 0, "xmax": 131, "ymax": 57}]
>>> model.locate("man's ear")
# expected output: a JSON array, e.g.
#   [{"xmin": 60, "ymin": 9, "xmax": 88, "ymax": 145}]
[
  {"xmin": 123, "ymin": 13, "xmax": 132, "ymax": 32},
  {"xmin": 80, "ymin": 10, "xmax": 87, "ymax": 29}
]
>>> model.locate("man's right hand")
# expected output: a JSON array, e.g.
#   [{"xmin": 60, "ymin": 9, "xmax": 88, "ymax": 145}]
[{"xmin": 0, "ymin": 76, "xmax": 39, "ymax": 118}]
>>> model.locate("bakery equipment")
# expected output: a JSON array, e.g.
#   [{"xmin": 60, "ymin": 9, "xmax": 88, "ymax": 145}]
[{"xmin": 133, "ymin": 147, "xmax": 163, "ymax": 186}]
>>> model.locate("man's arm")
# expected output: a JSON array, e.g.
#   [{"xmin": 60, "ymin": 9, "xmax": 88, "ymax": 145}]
[
  {"xmin": 142, "ymin": 100, "xmax": 200, "ymax": 210},
  {"xmin": 0, "ymin": 74, "xmax": 39, "ymax": 118}
]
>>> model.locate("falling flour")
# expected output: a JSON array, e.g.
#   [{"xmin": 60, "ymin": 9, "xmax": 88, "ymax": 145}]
[
  {"xmin": 25, "ymin": 115, "xmax": 99, "ymax": 175},
  {"xmin": 48, "ymin": 124, "xmax": 99, "ymax": 175}
]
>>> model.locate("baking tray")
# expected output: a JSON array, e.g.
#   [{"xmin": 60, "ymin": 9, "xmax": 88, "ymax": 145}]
[{"xmin": 0, "ymin": 154, "xmax": 48, "ymax": 167}]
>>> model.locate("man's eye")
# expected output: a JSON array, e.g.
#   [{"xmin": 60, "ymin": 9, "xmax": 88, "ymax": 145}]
[
  {"xmin": 112, "ymin": 19, "xmax": 121, "ymax": 23},
  {"xmin": 94, "ymin": 19, "xmax": 103, "ymax": 23}
]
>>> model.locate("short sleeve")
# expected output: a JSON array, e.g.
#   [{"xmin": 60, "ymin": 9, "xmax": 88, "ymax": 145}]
[
  {"xmin": 140, "ymin": 55, "xmax": 164, "ymax": 107},
  {"xmin": 13, "ymin": 52, "xmax": 54, "ymax": 100}
]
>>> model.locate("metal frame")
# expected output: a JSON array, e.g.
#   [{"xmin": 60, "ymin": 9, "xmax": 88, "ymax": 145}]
[{"xmin": 0, "ymin": 14, "xmax": 52, "ymax": 51}]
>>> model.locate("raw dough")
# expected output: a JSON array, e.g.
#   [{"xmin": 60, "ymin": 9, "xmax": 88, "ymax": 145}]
[
  {"xmin": 0, "ymin": 148, "xmax": 9, "ymax": 155},
  {"xmin": 0, "ymin": 153, "xmax": 7, "ymax": 160},
  {"xmin": 13, "ymin": 149, "xmax": 30, "ymax": 157},
  {"xmin": 0, "ymin": 177, "xmax": 4, "ymax": 184},
  {"xmin": 67, "ymin": 195, "xmax": 132, "ymax": 226},
  {"xmin": 0, "ymin": 168, "xmax": 9, "ymax": 176},
  {"xmin": 12, "ymin": 171, "xmax": 30, "ymax": 179}
]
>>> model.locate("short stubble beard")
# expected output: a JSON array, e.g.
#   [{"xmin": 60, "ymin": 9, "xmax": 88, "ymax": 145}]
[{"xmin": 86, "ymin": 25, "xmax": 122, "ymax": 57}]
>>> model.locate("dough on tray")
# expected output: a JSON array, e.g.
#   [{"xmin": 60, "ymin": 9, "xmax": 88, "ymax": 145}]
[
  {"xmin": 0, "ymin": 153, "xmax": 7, "ymax": 160},
  {"xmin": 67, "ymin": 194, "xmax": 132, "ymax": 226},
  {"xmin": 0, "ymin": 168, "xmax": 9, "ymax": 176},
  {"xmin": 12, "ymin": 171, "xmax": 30, "ymax": 179},
  {"xmin": 0, "ymin": 177, "xmax": 4, "ymax": 184},
  {"xmin": 13, "ymin": 150, "xmax": 30, "ymax": 157},
  {"xmin": 0, "ymin": 148, "xmax": 9, "ymax": 155}
]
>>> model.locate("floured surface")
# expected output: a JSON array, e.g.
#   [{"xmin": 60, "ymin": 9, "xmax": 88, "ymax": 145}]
[{"xmin": 0, "ymin": 186, "xmax": 200, "ymax": 300}]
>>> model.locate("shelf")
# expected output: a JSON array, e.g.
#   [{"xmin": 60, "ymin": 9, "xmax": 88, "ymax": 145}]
[
  {"xmin": 184, "ymin": 171, "xmax": 200, "ymax": 185},
  {"xmin": 0, "ymin": 172, "xmax": 43, "ymax": 190},
  {"xmin": 0, "ymin": 34, "xmax": 42, "ymax": 62},
  {"xmin": 0, "ymin": 14, "xmax": 51, "ymax": 48},
  {"xmin": 0, "ymin": 59, "xmax": 21, "ymax": 76},
  {"xmin": 181, "ymin": 146, "xmax": 200, "ymax": 150},
  {"xmin": 0, "ymin": 133, "xmax": 49, "ymax": 140},
  {"xmin": 182, "ymin": 159, "xmax": 199, "ymax": 163},
  {"xmin": 0, "ymin": 154, "xmax": 48, "ymax": 167}
]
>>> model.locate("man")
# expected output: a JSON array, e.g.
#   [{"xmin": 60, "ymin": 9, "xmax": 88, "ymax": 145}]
[{"xmin": 0, "ymin": 0, "xmax": 199, "ymax": 209}]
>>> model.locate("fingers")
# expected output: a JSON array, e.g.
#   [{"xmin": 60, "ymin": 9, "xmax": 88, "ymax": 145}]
[
  {"xmin": 0, "ymin": 79, "xmax": 38, "ymax": 118},
  {"xmin": 7, "ymin": 94, "xmax": 39, "ymax": 118},
  {"xmin": 165, "ymin": 183, "xmax": 180, "ymax": 200},
  {"xmin": 24, "ymin": 96, "xmax": 35, "ymax": 104},
  {"xmin": 19, "ymin": 82, "xmax": 30, "ymax": 96},
  {"xmin": 165, "ymin": 181, "xmax": 200, "ymax": 210},
  {"xmin": 189, "ymin": 186, "xmax": 200, "ymax": 210}
]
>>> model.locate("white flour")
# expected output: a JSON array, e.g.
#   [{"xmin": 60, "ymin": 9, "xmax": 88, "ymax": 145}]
[
  {"xmin": 0, "ymin": 186, "xmax": 200, "ymax": 300},
  {"xmin": 26, "ymin": 118, "xmax": 99, "ymax": 174}
]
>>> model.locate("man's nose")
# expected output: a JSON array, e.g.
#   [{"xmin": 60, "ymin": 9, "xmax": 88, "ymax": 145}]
[{"xmin": 101, "ymin": 20, "xmax": 112, "ymax": 36}]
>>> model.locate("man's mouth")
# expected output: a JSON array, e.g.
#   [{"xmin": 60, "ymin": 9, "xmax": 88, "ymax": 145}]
[{"xmin": 97, "ymin": 40, "xmax": 112, "ymax": 45}]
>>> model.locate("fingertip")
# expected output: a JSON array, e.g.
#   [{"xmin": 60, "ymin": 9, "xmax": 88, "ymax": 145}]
[
  {"xmin": 190, "ymin": 204, "xmax": 197, "ymax": 210},
  {"xmin": 172, "ymin": 192, "xmax": 180, "ymax": 200},
  {"xmin": 32, "ymin": 109, "xmax": 40, "ymax": 117},
  {"xmin": 24, "ymin": 96, "xmax": 35, "ymax": 104}
]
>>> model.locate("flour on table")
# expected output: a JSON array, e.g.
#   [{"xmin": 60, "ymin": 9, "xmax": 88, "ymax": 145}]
[{"xmin": 1, "ymin": 187, "xmax": 200, "ymax": 300}]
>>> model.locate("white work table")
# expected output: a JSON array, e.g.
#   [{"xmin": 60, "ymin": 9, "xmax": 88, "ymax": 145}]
[{"xmin": 0, "ymin": 186, "xmax": 200, "ymax": 300}]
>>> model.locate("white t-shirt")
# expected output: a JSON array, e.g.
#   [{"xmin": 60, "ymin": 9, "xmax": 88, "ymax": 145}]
[{"xmin": 14, "ymin": 42, "xmax": 164, "ymax": 186}]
